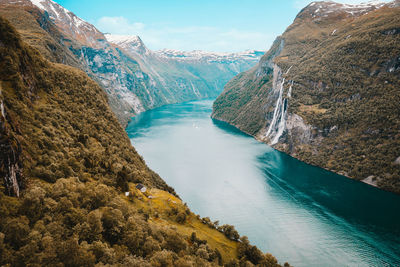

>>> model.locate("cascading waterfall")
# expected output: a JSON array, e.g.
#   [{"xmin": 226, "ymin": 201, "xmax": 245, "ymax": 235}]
[
  {"xmin": 288, "ymin": 81, "xmax": 294, "ymax": 98},
  {"xmin": 265, "ymin": 65, "xmax": 293, "ymax": 145},
  {"xmin": 285, "ymin": 65, "xmax": 293, "ymax": 74},
  {"xmin": 0, "ymin": 88, "xmax": 5, "ymax": 120},
  {"xmin": 190, "ymin": 80, "xmax": 201, "ymax": 97},
  {"xmin": 265, "ymin": 77, "xmax": 285, "ymax": 137},
  {"xmin": 0, "ymin": 101, "xmax": 5, "ymax": 119}
]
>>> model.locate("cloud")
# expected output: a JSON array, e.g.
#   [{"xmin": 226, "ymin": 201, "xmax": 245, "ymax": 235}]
[
  {"xmin": 97, "ymin": 16, "xmax": 145, "ymax": 33},
  {"xmin": 95, "ymin": 16, "xmax": 272, "ymax": 52}
]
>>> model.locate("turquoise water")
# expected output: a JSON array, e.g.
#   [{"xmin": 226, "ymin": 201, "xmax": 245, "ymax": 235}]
[{"xmin": 126, "ymin": 99, "xmax": 400, "ymax": 267}]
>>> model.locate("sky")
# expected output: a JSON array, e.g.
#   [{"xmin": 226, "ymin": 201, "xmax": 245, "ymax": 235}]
[{"xmin": 53, "ymin": 0, "xmax": 391, "ymax": 52}]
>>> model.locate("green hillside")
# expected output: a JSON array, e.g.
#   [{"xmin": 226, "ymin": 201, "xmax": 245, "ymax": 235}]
[
  {"xmin": 213, "ymin": 2, "xmax": 400, "ymax": 193},
  {"xmin": 0, "ymin": 16, "xmax": 285, "ymax": 267}
]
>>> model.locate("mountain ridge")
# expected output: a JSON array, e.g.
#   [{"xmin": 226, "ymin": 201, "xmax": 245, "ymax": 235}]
[
  {"xmin": 1, "ymin": 0, "xmax": 262, "ymax": 127},
  {"xmin": 212, "ymin": 0, "xmax": 400, "ymax": 193},
  {"xmin": 106, "ymin": 33, "xmax": 264, "ymax": 63}
]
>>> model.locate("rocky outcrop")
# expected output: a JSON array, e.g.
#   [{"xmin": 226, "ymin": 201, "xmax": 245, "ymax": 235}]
[
  {"xmin": 0, "ymin": 94, "xmax": 23, "ymax": 197},
  {"xmin": 213, "ymin": 1, "xmax": 400, "ymax": 194},
  {"xmin": 106, "ymin": 34, "xmax": 263, "ymax": 113}
]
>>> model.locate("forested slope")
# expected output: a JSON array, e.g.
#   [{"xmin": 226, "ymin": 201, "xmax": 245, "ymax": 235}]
[
  {"xmin": 0, "ymin": 16, "xmax": 284, "ymax": 267},
  {"xmin": 213, "ymin": 1, "xmax": 400, "ymax": 193}
]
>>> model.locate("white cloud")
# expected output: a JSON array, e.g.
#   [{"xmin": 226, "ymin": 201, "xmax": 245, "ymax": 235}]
[
  {"xmin": 96, "ymin": 0, "xmax": 393, "ymax": 52},
  {"xmin": 97, "ymin": 16, "xmax": 145, "ymax": 33},
  {"xmin": 96, "ymin": 16, "xmax": 272, "ymax": 52}
]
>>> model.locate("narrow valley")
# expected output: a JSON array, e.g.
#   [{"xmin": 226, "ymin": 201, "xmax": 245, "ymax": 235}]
[{"xmin": 1, "ymin": 0, "xmax": 399, "ymax": 266}]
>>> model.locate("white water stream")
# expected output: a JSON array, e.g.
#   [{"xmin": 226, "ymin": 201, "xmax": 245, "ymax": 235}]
[{"xmin": 266, "ymin": 65, "xmax": 292, "ymax": 145}]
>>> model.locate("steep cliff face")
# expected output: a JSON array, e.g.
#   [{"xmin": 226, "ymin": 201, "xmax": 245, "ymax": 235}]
[
  {"xmin": 0, "ymin": 17, "xmax": 284, "ymax": 267},
  {"xmin": 0, "ymin": 0, "xmax": 262, "ymax": 127},
  {"xmin": 0, "ymin": 0, "xmax": 137, "ymax": 125},
  {"xmin": 0, "ymin": 14, "xmax": 172, "ymax": 194},
  {"xmin": 0, "ymin": 85, "xmax": 23, "ymax": 197},
  {"xmin": 212, "ymin": 1, "xmax": 400, "ymax": 193}
]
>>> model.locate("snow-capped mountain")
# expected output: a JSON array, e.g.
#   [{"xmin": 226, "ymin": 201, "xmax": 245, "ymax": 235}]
[
  {"xmin": 300, "ymin": 0, "xmax": 393, "ymax": 19},
  {"xmin": 212, "ymin": 0, "xmax": 400, "ymax": 193},
  {"xmin": 105, "ymin": 34, "xmax": 263, "ymax": 64},
  {"xmin": 106, "ymin": 33, "xmax": 263, "ymax": 106},
  {"xmin": 29, "ymin": 0, "xmax": 105, "ymax": 47},
  {"xmin": 1, "ymin": 0, "xmax": 262, "ymax": 125},
  {"xmin": 105, "ymin": 34, "xmax": 263, "ymax": 104},
  {"xmin": 105, "ymin": 34, "xmax": 150, "ymax": 55},
  {"xmin": 155, "ymin": 49, "xmax": 264, "ymax": 63},
  {"xmin": 0, "ymin": 0, "xmax": 156, "ymax": 122}
]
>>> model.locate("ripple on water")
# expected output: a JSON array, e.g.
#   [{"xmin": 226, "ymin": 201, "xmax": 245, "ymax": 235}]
[{"xmin": 126, "ymin": 100, "xmax": 400, "ymax": 267}]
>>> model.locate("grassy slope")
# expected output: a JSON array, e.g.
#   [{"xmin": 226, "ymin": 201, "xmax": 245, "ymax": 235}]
[
  {"xmin": 128, "ymin": 186, "xmax": 239, "ymax": 262},
  {"xmin": 0, "ymin": 17, "xmax": 284, "ymax": 266},
  {"xmin": 212, "ymin": 4, "xmax": 400, "ymax": 193}
]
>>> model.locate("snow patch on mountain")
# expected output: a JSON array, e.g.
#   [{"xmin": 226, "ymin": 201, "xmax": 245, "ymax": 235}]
[
  {"xmin": 30, "ymin": 0, "xmax": 45, "ymax": 10},
  {"xmin": 155, "ymin": 49, "xmax": 264, "ymax": 63},
  {"xmin": 105, "ymin": 34, "xmax": 150, "ymax": 55},
  {"xmin": 28, "ymin": 0, "xmax": 104, "ymax": 46},
  {"xmin": 106, "ymin": 34, "xmax": 264, "ymax": 63},
  {"xmin": 305, "ymin": 0, "xmax": 390, "ymax": 19}
]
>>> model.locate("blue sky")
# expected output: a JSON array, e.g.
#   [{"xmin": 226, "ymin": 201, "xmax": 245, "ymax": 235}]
[{"xmin": 54, "ymin": 0, "xmax": 390, "ymax": 52}]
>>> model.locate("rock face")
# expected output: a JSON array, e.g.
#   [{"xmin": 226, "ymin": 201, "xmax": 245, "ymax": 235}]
[
  {"xmin": 0, "ymin": 14, "xmax": 172, "ymax": 194},
  {"xmin": 0, "ymin": 0, "xmax": 262, "ymax": 126},
  {"xmin": 0, "ymin": 92, "xmax": 23, "ymax": 197},
  {"xmin": 0, "ymin": 0, "xmax": 147, "ymax": 124},
  {"xmin": 212, "ymin": 1, "xmax": 400, "ymax": 194},
  {"xmin": 106, "ymin": 34, "xmax": 263, "ymax": 113}
]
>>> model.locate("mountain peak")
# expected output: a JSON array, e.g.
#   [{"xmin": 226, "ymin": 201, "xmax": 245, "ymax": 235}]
[
  {"xmin": 21, "ymin": 0, "xmax": 105, "ymax": 46},
  {"xmin": 105, "ymin": 34, "xmax": 149, "ymax": 55},
  {"xmin": 298, "ymin": 0, "xmax": 390, "ymax": 20},
  {"xmin": 155, "ymin": 49, "xmax": 265, "ymax": 63}
]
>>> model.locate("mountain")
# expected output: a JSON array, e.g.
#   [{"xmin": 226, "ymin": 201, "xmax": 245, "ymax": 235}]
[
  {"xmin": 0, "ymin": 16, "xmax": 286, "ymax": 266},
  {"xmin": 212, "ymin": 1, "xmax": 400, "ymax": 193},
  {"xmin": 0, "ymin": 0, "xmax": 262, "ymax": 127},
  {"xmin": 0, "ymin": 0, "xmax": 150, "ymax": 125},
  {"xmin": 105, "ymin": 34, "xmax": 263, "ymax": 112},
  {"xmin": 155, "ymin": 48, "xmax": 264, "ymax": 63}
]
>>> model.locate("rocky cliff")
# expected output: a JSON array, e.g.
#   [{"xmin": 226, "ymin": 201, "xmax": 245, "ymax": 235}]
[
  {"xmin": 107, "ymin": 34, "xmax": 263, "ymax": 109},
  {"xmin": 0, "ymin": 0, "xmax": 262, "ymax": 126},
  {"xmin": 212, "ymin": 0, "xmax": 400, "ymax": 193}
]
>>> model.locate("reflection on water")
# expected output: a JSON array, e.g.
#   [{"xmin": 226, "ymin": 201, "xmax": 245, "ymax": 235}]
[{"xmin": 126, "ymin": 99, "xmax": 400, "ymax": 267}]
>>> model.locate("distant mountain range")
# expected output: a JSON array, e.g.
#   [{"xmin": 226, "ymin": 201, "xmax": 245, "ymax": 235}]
[
  {"xmin": 0, "ymin": 0, "xmax": 263, "ymax": 126},
  {"xmin": 212, "ymin": 0, "xmax": 400, "ymax": 193},
  {"xmin": 107, "ymin": 34, "xmax": 263, "ymax": 63}
]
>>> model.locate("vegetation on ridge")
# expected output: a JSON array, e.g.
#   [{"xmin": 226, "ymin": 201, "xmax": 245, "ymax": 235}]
[{"xmin": 212, "ymin": 3, "xmax": 400, "ymax": 193}]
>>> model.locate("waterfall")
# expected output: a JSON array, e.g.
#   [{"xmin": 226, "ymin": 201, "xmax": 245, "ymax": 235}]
[
  {"xmin": 0, "ymin": 87, "xmax": 5, "ymax": 120},
  {"xmin": 1, "ymin": 101, "xmax": 5, "ymax": 119},
  {"xmin": 190, "ymin": 80, "xmax": 201, "ymax": 97},
  {"xmin": 265, "ymin": 77, "xmax": 285, "ymax": 137},
  {"xmin": 288, "ymin": 81, "xmax": 293, "ymax": 98},
  {"xmin": 265, "ymin": 65, "xmax": 292, "ymax": 145},
  {"xmin": 271, "ymin": 98, "xmax": 288, "ymax": 145}
]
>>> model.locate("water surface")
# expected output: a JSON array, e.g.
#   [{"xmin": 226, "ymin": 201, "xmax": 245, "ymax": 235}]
[{"xmin": 126, "ymin": 99, "xmax": 400, "ymax": 267}]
